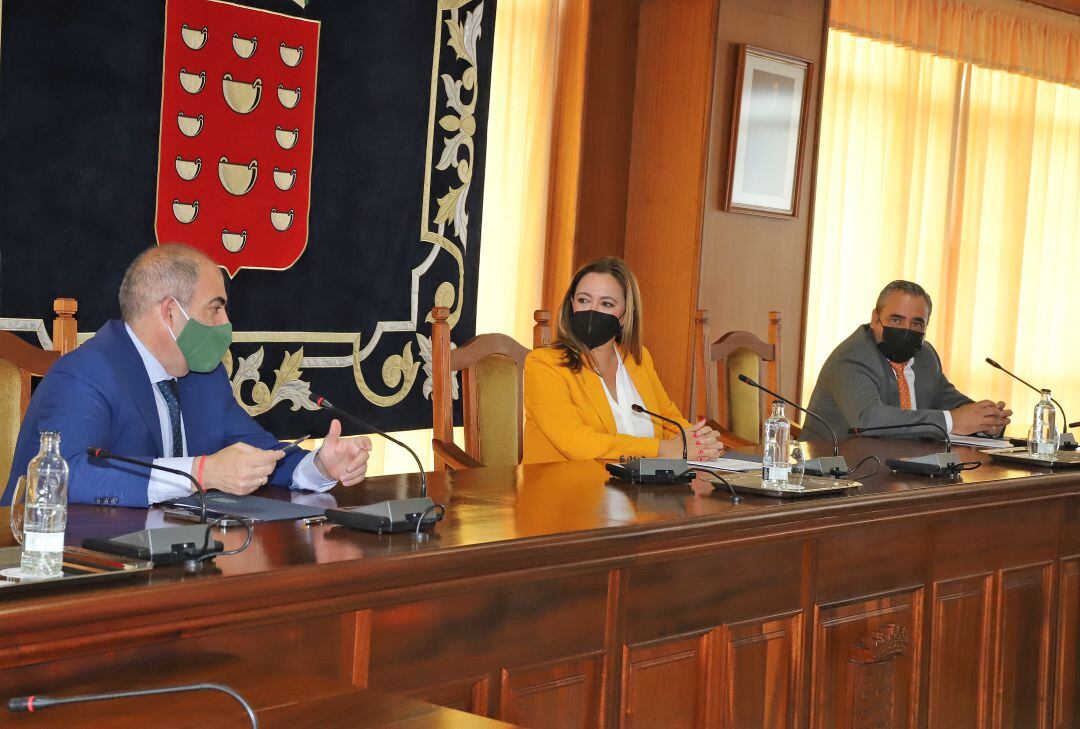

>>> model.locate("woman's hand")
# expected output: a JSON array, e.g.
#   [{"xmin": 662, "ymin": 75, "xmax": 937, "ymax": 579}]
[
  {"xmin": 658, "ymin": 420, "xmax": 725, "ymax": 460},
  {"xmin": 687, "ymin": 420, "xmax": 725, "ymax": 460}
]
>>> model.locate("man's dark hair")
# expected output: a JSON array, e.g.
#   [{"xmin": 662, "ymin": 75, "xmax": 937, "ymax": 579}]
[{"xmin": 875, "ymin": 280, "xmax": 932, "ymax": 316}]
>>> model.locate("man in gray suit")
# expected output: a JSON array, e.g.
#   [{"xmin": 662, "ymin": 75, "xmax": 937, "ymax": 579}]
[{"xmin": 803, "ymin": 280, "xmax": 1011, "ymax": 442}]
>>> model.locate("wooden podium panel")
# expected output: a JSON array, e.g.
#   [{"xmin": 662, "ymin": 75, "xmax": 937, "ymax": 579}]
[{"xmin": 0, "ymin": 437, "xmax": 1078, "ymax": 728}]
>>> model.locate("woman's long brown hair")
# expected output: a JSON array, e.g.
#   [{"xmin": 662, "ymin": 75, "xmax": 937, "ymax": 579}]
[{"xmin": 554, "ymin": 257, "xmax": 644, "ymax": 373}]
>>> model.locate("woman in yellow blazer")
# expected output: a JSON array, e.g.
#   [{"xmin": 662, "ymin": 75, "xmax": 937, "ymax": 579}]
[{"xmin": 524, "ymin": 257, "xmax": 724, "ymax": 463}]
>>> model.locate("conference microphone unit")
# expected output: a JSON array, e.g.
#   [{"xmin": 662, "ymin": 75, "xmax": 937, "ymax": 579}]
[
  {"xmin": 985, "ymin": 357, "xmax": 1077, "ymax": 450},
  {"xmin": 736, "ymin": 374, "xmax": 848, "ymax": 477},
  {"xmin": 314, "ymin": 397, "xmax": 444, "ymax": 535},
  {"xmin": 604, "ymin": 405, "xmax": 693, "ymax": 485},
  {"xmin": 848, "ymin": 424, "xmax": 963, "ymax": 476},
  {"xmin": 82, "ymin": 448, "xmax": 223, "ymax": 566},
  {"xmin": 8, "ymin": 683, "xmax": 258, "ymax": 727}
]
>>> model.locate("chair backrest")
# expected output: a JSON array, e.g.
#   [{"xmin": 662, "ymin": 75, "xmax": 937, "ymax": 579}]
[
  {"xmin": 430, "ymin": 307, "xmax": 549, "ymax": 469},
  {"xmin": 693, "ymin": 309, "xmax": 781, "ymax": 444},
  {"xmin": 0, "ymin": 298, "xmax": 76, "ymax": 488}
]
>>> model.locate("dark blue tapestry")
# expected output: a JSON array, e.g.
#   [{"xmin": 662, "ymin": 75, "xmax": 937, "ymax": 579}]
[{"xmin": 0, "ymin": 0, "xmax": 494, "ymax": 436}]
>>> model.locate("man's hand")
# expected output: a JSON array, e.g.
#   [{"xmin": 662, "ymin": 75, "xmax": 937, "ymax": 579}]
[
  {"xmin": 951, "ymin": 400, "xmax": 1011, "ymax": 435},
  {"xmin": 314, "ymin": 418, "xmax": 373, "ymax": 487},
  {"xmin": 200, "ymin": 442, "xmax": 284, "ymax": 495}
]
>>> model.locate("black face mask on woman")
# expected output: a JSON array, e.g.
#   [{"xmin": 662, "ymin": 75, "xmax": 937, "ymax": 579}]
[
  {"xmin": 570, "ymin": 310, "xmax": 621, "ymax": 349},
  {"xmin": 877, "ymin": 325, "xmax": 925, "ymax": 363}
]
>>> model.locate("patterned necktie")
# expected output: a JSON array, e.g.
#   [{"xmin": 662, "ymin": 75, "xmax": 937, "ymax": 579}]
[
  {"xmin": 890, "ymin": 362, "xmax": 912, "ymax": 410},
  {"xmin": 155, "ymin": 379, "xmax": 184, "ymax": 457}
]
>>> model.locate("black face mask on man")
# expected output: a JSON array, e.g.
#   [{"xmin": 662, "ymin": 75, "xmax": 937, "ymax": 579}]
[
  {"xmin": 877, "ymin": 325, "xmax": 925, "ymax": 363},
  {"xmin": 570, "ymin": 310, "xmax": 621, "ymax": 349}
]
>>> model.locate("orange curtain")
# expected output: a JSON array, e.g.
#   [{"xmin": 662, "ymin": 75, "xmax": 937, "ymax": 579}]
[
  {"xmin": 831, "ymin": 0, "xmax": 1080, "ymax": 88},
  {"xmin": 803, "ymin": 2, "xmax": 1080, "ymax": 428}
]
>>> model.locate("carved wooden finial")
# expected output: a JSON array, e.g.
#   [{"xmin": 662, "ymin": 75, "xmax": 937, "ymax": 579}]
[{"xmin": 432, "ymin": 306, "xmax": 450, "ymax": 324}]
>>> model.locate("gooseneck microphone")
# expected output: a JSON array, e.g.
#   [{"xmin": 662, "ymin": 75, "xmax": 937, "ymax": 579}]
[
  {"xmin": 314, "ymin": 396, "xmax": 443, "ymax": 534},
  {"xmin": 986, "ymin": 357, "xmax": 1075, "ymax": 449},
  {"xmin": 848, "ymin": 423, "xmax": 963, "ymax": 476},
  {"xmin": 631, "ymin": 403, "xmax": 688, "ymax": 459},
  {"xmin": 82, "ymin": 448, "xmax": 223, "ymax": 565},
  {"xmin": 316, "ymin": 397, "xmax": 427, "ymax": 497},
  {"xmin": 849, "ymin": 423, "xmax": 953, "ymax": 452},
  {"xmin": 88, "ymin": 447, "xmax": 208, "ymax": 523},
  {"xmin": 8, "ymin": 683, "xmax": 258, "ymax": 727},
  {"xmin": 736, "ymin": 374, "xmax": 848, "ymax": 477}
]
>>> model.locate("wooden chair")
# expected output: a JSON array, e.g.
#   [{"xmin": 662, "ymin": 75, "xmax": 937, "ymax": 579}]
[
  {"xmin": 431, "ymin": 307, "xmax": 551, "ymax": 470},
  {"xmin": 0, "ymin": 298, "xmax": 78, "ymax": 488},
  {"xmin": 692, "ymin": 309, "xmax": 784, "ymax": 446}
]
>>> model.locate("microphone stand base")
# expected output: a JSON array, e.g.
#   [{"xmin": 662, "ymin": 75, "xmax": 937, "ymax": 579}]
[
  {"xmin": 82, "ymin": 525, "xmax": 223, "ymax": 566},
  {"xmin": 606, "ymin": 458, "xmax": 694, "ymax": 485},
  {"xmin": 886, "ymin": 452, "xmax": 961, "ymax": 477},
  {"xmin": 326, "ymin": 497, "xmax": 443, "ymax": 535},
  {"xmin": 803, "ymin": 456, "xmax": 849, "ymax": 478}
]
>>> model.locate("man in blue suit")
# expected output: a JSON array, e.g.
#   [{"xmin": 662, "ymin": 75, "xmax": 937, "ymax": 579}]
[{"xmin": 4, "ymin": 244, "xmax": 371, "ymax": 507}]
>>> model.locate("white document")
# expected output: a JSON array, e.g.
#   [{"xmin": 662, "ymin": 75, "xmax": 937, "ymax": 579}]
[
  {"xmin": 687, "ymin": 458, "xmax": 761, "ymax": 472},
  {"xmin": 950, "ymin": 435, "xmax": 1012, "ymax": 449}
]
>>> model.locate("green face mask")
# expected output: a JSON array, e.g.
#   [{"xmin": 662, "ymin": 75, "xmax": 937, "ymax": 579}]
[{"xmin": 169, "ymin": 298, "xmax": 233, "ymax": 373}]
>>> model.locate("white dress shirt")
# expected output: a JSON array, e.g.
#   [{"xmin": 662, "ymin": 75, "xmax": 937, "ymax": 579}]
[
  {"xmin": 598, "ymin": 355, "xmax": 655, "ymax": 438},
  {"xmin": 125, "ymin": 325, "xmax": 335, "ymax": 503},
  {"xmin": 889, "ymin": 357, "xmax": 955, "ymax": 433}
]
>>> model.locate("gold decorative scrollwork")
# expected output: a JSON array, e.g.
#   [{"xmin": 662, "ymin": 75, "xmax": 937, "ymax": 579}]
[{"xmin": 230, "ymin": 347, "xmax": 319, "ymax": 416}]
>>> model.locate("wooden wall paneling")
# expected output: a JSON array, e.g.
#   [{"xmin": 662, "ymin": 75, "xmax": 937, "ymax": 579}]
[
  {"xmin": 622, "ymin": 0, "xmax": 720, "ymax": 413},
  {"xmin": 715, "ymin": 612, "xmax": 803, "ymax": 729},
  {"xmin": 603, "ymin": 569, "xmax": 630, "ymax": 728},
  {"xmin": 571, "ymin": 0, "xmax": 640, "ymax": 270},
  {"xmin": 500, "ymin": 653, "xmax": 604, "ymax": 729},
  {"xmin": 345, "ymin": 609, "xmax": 373, "ymax": 687},
  {"xmin": 697, "ymin": 0, "xmax": 827, "ymax": 407},
  {"xmin": 810, "ymin": 589, "xmax": 923, "ymax": 729},
  {"xmin": 992, "ymin": 563, "xmax": 1055, "ymax": 729},
  {"xmin": 620, "ymin": 631, "xmax": 714, "ymax": 729},
  {"xmin": 623, "ymin": 540, "xmax": 803, "ymax": 646},
  {"xmin": 541, "ymin": 0, "xmax": 592, "ymax": 313},
  {"xmin": 927, "ymin": 575, "xmax": 993, "ymax": 729},
  {"xmin": 365, "ymin": 571, "xmax": 608, "ymax": 715},
  {"xmin": 1055, "ymin": 558, "xmax": 1080, "ymax": 729},
  {"xmin": 816, "ymin": 520, "xmax": 930, "ymax": 605}
]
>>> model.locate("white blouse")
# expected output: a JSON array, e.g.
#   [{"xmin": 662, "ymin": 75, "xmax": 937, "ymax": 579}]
[{"xmin": 597, "ymin": 355, "xmax": 655, "ymax": 438}]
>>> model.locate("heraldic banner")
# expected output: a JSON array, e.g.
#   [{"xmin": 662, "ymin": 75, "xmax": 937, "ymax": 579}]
[{"xmin": 0, "ymin": 0, "xmax": 496, "ymax": 436}]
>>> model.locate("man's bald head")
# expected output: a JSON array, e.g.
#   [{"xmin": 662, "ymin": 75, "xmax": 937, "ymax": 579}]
[{"xmin": 118, "ymin": 244, "xmax": 217, "ymax": 323}]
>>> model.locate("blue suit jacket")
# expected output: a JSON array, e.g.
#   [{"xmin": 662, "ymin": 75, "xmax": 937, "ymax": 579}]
[{"xmin": 3, "ymin": 319, "xmax": 305, "ymax": 507}]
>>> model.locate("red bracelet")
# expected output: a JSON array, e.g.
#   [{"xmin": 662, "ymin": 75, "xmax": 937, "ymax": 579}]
[{"xmin": 196, "ymin": 456, "xmax": 206, "ymax": 488}]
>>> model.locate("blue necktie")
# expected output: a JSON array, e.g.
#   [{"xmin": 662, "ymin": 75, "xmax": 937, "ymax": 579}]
[{"xmin": 156, "ymin": 379, "xmax": 184, "ymax": 457}]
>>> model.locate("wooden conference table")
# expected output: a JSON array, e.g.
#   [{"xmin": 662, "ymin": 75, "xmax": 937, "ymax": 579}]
[{"xmin": 0, "ymin": 437, "xmax": 1078, "ymax": 729}]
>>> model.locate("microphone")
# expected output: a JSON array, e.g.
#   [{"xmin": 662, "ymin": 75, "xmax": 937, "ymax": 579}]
[
  {"xmin": 82, "ymin": 448, "xmax": 222, "ymax": 565},
  {"xmin": 314, "ymin": 396, "xmax": 443, "ymax": 534},
  {"xmin": 631, "ymin": 403, "xmax": 687, "ymax": 459},
  {"xmin": 848, "ymin": 424, "xmax": 960, "ymax": 476},
  {"xmin": 985, "ymin": 357, "xmax": 1076, "ymax": 449},
  {"xmin": 736, "ymin": 374, "xmax": 848, "ymax": 477},
  {"xmin": 88, "ymin": 447, "xmax": 208, "ymax": 523},
  {"xmin": 604, "ymin": 404, "xmax": 693, "ymax": 485},
  {"xmin": 7, "ymin": 683, "xmax": 257, "ymax": 727}
]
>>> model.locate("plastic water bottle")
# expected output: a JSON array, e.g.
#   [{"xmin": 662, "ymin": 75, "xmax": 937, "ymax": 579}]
[
  {"xmin": 762, "ymin": 401, "xmax": 791, "ymax": 487},
  {"xmin": 20, "ymin": 431, "xmax": 69, "ymax": 578},
  {"xmin": 1032, "ymin": 389, "xmax": 1058, "ymax": 457}
]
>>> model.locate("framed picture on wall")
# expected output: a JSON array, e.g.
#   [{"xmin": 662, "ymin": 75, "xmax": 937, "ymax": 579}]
[{"xmin": 724, "ymin": 45, "xmax": 813, "ymax": 218}]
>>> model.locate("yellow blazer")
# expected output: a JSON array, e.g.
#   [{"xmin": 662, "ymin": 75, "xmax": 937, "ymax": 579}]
[{"xmin": 523, "ymin": 345, "xmax": 692, "ymax": 463}]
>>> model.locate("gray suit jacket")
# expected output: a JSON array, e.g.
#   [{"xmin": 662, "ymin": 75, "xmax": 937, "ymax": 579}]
[{"xmin": 803, "ymin": 325, "xmax": 972, "ymax": 442}]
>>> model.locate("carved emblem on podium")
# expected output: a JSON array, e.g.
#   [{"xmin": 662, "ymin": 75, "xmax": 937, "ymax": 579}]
[{"xmin": 845, "ymin": 623, "xmax": 910, "ymax": 729}]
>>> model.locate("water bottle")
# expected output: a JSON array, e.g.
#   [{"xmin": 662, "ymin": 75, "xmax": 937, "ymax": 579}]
[
  {"xmin": 19, "ymin": 431, "xmax": 69, "ymax": 578},
  {"xmin": 1031, "ymin": 389, "xmax": 1059, "ymax": 457},
  {"xmin": 762, "ymin": 401, "xmax": 791, "ymax": 487}
]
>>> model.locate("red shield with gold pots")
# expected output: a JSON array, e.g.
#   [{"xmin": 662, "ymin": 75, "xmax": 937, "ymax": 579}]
[{"xmin": 155, "ymin": 0, "xmax": 319, "ymax": 276}]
